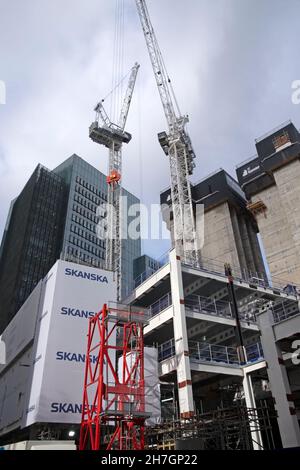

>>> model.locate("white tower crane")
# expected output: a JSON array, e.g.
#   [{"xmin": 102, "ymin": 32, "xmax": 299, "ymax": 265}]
[
  {"xmin": 90, "ymin": 62, "xmax": 140, "ymax": 299},
  {"xmin": 135, "ymin": 0, "xmax": 199, "ymax": 264}
]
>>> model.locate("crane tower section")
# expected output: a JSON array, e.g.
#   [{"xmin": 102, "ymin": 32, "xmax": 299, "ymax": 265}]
[
  {"xmin": 135, "ymin": 0, "xmax": 199, "ymax": 264},
  {"xmin": 89, "ymin": 62, "xmax": 140, "ymax": 300}
]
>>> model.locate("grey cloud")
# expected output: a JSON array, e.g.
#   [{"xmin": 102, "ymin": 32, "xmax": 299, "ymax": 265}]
[{"xmin": 0, "ymin": 0, "xmax": 299, "ymax": 258}]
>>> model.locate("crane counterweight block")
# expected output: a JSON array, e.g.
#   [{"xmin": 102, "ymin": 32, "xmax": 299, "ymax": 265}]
[{"xmin": 89, "ymin": 122, "xmax": 132, "ymax": 150}]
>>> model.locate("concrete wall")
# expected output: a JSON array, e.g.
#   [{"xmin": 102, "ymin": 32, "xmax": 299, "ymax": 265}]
[
  {"xmin": 201, "ymin": 202, "xmax": 241, "ymax": 268},
  {"xmin": 252, "ymin": 160, "xmax": 300, "ymax": 284},
  {"xmin": 166, "ymin": 200, "xmax": 264, "ymax": 276},
  {"xmin": 201, "ymin": 202, "xmax": 264, "ymax": 275}
]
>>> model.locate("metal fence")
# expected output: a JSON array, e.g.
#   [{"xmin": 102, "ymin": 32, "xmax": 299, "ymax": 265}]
[
  {"xmin": 183, "ymin": 256, "xmax": 300, "ymax": 296},
  {"xmin": 157, "ymin": 339, "xmax": 264, "ymax": 366},
  {"xmin": 245, "ymin": 342, "xmax": 264, "ymax": 363},
  {"xmin": 189, "ymin": 341, "xmax": 241, "ymax": 366},
  {"xmin": 134, "ymin": 251, "xmax": 170, "ymax": 288},
  {"xmin": 158, "ymin": 339, "xmax": 175, "ymax": 362},
  {"xmin": 271, "ymin": 300, "xmax": 300, "ymax": 324},
  {"xmin": 150, "ymin": 293, "xmax": 172, "ymax": 317},
  {"xmin": 132, "ymin": 251, "xmax": 300, "ymax": 299},
  {"xmin": 185, "ymin": 295, "xmax": 232, "ymax": 318},
  {"xmin": 185, "ymin": 294, "xmax": 257, "ymax": 323}
]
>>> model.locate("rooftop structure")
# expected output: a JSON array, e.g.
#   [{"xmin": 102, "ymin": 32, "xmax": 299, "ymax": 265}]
[{"xmin": 236, "ymin": 121, "xmax": 300, "ymax": 285}]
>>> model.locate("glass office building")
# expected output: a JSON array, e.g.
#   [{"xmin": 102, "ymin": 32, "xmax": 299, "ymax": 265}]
[
  {"xmin": 0, "ymin": 165, "xmax": 65, "ymax": 332},
  {"xmin": 0, "ymin": 154, "xmax": 141, "ymax": 332},
  {"xmin": 54, "ymin": 154, "xmax": 141, "ymax": 300}
]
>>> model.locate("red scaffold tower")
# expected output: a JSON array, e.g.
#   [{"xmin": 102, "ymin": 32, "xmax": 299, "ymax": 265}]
[{"xmin": 79, "ymin": 303, "xmax": 149, "ymax": 450}]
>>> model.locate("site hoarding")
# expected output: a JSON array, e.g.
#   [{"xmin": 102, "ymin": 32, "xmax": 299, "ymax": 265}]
[
  {"xmin": 24, "ymin": 260, "xmax": 117, "ymax": 426},
  {"xmin": 0, "ymin": 260, "xmax": 116, "ymax": 434}
]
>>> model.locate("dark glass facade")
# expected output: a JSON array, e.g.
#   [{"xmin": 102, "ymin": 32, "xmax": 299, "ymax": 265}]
[
  {"xmin": 0, "ymin": 155, "xmax": 141, "ymax": 332},
  {"xmin": 54, "ymin": 154, "xmax": 141, "ymax": 300},
  {"xmin": 0, "ymin": 165, "xmax": 66, "ymax": 333}
]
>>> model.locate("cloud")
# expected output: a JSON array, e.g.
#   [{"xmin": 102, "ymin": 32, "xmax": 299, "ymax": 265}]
[{"xmin": 0, "ymin": 0, "xmax": 300, "ymax": 258}]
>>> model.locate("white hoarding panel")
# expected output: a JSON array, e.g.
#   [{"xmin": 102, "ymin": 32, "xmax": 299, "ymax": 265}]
[
  {"xmin": 24, "ymin": 260, "xmax": 116, "ymax": 426},
  {"xmin": 0, "ymin": 281, "xmax": 42, "ymax": 374},
  {"xmin": 0, "ymin": 347, "xmax": 33, "ymax": 435},
  {"xmin": 118, "ymin": 347, "xmax": 161, "ymax": 425}
]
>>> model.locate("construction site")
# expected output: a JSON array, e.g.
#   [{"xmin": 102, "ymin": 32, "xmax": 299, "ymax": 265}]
[{"xmin": 0, "ymin": 0, "xmax": 300, "ymax": 454}]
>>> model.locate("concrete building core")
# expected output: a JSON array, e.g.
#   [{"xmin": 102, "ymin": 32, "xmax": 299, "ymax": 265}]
[
  {"xmin": 236, "ymin": 121, "xmax": 300, "ymax": 286},
  {"xmin": 160, "ymin": 169, "xmax": 265, "ymax": 278}
]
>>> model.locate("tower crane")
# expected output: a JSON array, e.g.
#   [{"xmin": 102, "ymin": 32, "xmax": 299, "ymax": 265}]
[
  {"xmin": 135, "ymin": 0, "xmax": 199, "ymax": 264},
  {"xmin": 90, "ymin": 62, "xmax": 140, "ymax": 300}
]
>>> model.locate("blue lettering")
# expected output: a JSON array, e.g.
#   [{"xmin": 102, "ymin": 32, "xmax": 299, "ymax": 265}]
[
  {"xmin": 56, "ymin": 351, "xmax": 97, "ymax": 364},
  {"xmin": 51, "ymin": 402, "xmax": 86, "ymax": 414},
  {"xmin": 59, "ymin": 307, "xmax": 95, "ymax": 319},
  {"xmin": 64, "ymin": 268, "xmax": 108, "ymax": 283}
]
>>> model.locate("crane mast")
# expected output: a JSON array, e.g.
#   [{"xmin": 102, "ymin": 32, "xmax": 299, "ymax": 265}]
[
  {"xmin": 90, "ymin": 62, "xmax": 140, "ymax": 299},
  {"xmin": 135, "ymin": 0, "xmax": 199, "ymax": 263}
]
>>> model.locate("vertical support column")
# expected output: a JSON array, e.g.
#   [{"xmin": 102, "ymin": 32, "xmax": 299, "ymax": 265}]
[
  {"xmin": 242, "ymin": 370, "xmax": 263, "ymax": 450},
  {"xmin": 169, "ymin": 249, "xmax": 194, "ymax": 418},
  {"xmin": 246, "ymin": 219, "xmax": 266, "ymax": 276},
  {"xmin": 238, "ymin": 216, "xmax": 256, "ymax": 274},
  {"xmin": 230, "ymin": 207, "xmax": 247, "ymax": 270},
  {"xmin": 257, "ymin": 309, "xmax": 300, "ymax": 448}
]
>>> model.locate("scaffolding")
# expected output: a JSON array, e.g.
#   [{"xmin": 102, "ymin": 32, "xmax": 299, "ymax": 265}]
[
  {"xmin": 79, "ymin": 303, "xmax": 149, "ymax": 450},
  {"xmin": 145, "ymin": 404, "xmax": 277, "ymax": 450}
]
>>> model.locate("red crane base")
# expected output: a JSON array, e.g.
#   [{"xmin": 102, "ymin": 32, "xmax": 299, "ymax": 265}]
[{"xmin": 79, "ymin": 303, "xmax": 147, "ymax": 450}]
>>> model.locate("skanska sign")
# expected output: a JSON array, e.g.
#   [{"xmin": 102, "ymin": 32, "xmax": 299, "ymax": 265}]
[
  {"xmin": 64, "ymin": 267, "xmax": 108, "ymax": 283},
  {"xmin": 56, "ymin": 351, "xmax": 98, "ymax": 364},
  {"xmin": 15, "ymin": 260, "xmax": 116, "ymax": 428},
  {"xmin": 60, "ymin": 306, "xmax": 96, "ymax": 319}
]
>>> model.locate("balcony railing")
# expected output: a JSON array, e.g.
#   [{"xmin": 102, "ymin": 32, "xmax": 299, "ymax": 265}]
[
  {"xmin": 189, "ymin": 341, "xmax": 241, "ymax": 366},
  {"xmin": 157, "ymin": 339, "xmax": 264, "ymax": 366},
  {"xmin": 150, "ymin": 293, "xmax": 172, "ymax": 317},
  {"xmin": 245, "ymin": 342, "xmax": 264, "ymax": 363},
  {"xmin": 185, "ymin": 295, "xmax": 232, "ymax": 318},
  {"xmin": 183, "ymin": 256, "xmax": 300, "ymax": 296},
  {"xmin": 131, "ymin": 250, "xmax": 300, "ymax": 299},
  {"xmin": 185, "ymin": 294, "xmax": 257, "ymax": 323},
  {"xmin": 134, "ymin": 251, "xmax": 170, "ymax": 288},
  {"xmin": 148, "ymin": 292, "xmax": 259, "ymax": 324},
  {"xmin": 158, "ymin": 339, "xmax": 175, "ymax": 362},
  {"xmin": 271, "ymin": 300, "xmax": 300, "ymax": 324}
]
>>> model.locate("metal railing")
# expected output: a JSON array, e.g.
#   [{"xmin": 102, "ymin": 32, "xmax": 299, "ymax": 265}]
[
  {"xmin": 185, "ymin": 294, "xmax": 257, "ymax": 324},
  {"xmin": 189, "ymin": 341, "xmax": 241, "ymax": 366},
  {"xmin": 157, "ymin": 339, "xmax": 264, "ymax": 366},
  {"xmin": 185, "ymin": 295, "xmax": 232, "ymax": 318},
  {"xmin": 148, "ymin": 292, "xmax": 259, "ymax": 323},
  {"xmin": 134, "ymin": 251, "xmax": 170, "ymax": 288},
  {"xmin": 131, "ymin": 250, "xmax": 299, "ymax": 299},
  {"xmin": 183, "ymin": 256, "xmax": 300, "ymax": 296},
  {"xmin": 271, "ymin": 300, "xmax": 300, "ymax": 324},
  {"xmin": 245, "ymin": 342, "xmax": 264, "ymax": 363},
  {"xmin": 158, "ymin": 339, "xmax": 175, "ymax": 362},
  {"xmin": 150, "ymin": 293, "xmax": 172, "ymax": 317}
]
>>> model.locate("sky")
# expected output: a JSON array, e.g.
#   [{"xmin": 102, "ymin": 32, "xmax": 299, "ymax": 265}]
[{"xmin": 0, "ymin": 0, "xmax": 299, "ymax": 258}]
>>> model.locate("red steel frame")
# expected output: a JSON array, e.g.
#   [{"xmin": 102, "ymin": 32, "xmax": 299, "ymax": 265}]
[{"xmin": 79, "ymin": 303, "xmax": 146, "ymax": 450}]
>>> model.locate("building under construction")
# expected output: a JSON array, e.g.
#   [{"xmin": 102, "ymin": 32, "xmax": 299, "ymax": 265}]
[
  {"xmin": 1, "ymin": 0, "xmax": 300, "ymax": 453},
  {"xmin": 125, "ymin": 247, "xmax": 300, "ymax": 449}
]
